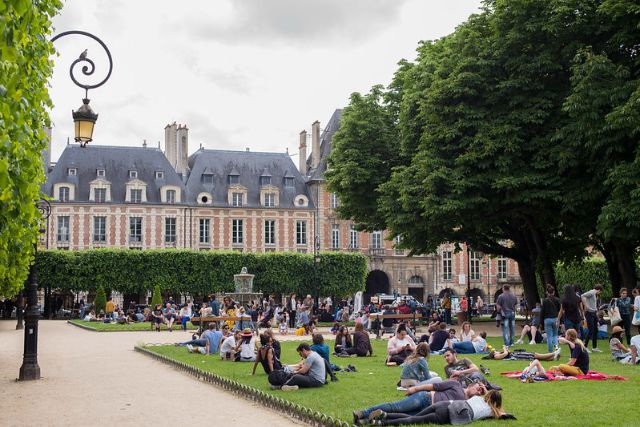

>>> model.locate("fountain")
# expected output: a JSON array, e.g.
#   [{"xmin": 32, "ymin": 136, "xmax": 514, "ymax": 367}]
[{"xmin": 224, "ymin": 267, "xmax": 262, "ymax": 308}]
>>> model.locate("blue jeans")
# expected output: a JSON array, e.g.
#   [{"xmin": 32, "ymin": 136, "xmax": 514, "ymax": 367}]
[
  {"xmin": 179, "ymin": 339, "xmax": 206, "ymax": 347},
  {"xmin": 361, "ymin": 391, "xmax": 432, "ymax": 418},
  {"xmin": 181, "ymin": 316, "xmax": 190, "ymax": 331},
  {"xmin": 543, "ymin": 317, "xmax": 558, "ymax": 353},
  {"xmin": 452, "ymin": 341, "xmax": 476, "ymax": 354},
  {"xmin": 501, "ymin": 311, "xmax": 515, "ymax": 346},
  {"xmin": 564, "ymin": 319, "xmax": 584, "ymax": 340}
]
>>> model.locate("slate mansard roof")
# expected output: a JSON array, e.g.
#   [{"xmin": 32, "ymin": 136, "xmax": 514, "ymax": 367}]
[
  {"xmin": 306, "ymin": 109, "xmax": 342, "ymax": 182},
  {"xmin": 46, "ymin": 145, "xmax": 187, "ymax": 204},
  {"xmin": 46, "ymin": 144, "xmax": 314, "ymax": 208},
  {"xmin": 186, "ymin": 148, "xmax": 313, "ymax": 208}
]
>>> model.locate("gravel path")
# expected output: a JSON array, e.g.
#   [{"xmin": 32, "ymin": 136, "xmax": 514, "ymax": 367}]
[{"xmin": 0, "ymin": 321, "xmax": 302, "ymax": 427}]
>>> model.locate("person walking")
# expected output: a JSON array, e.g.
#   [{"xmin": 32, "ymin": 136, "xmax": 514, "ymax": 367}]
[
  {"xmin": 616, "ymin": 288, "xmax": 632, "ymax": 345},
  {"xmin": 540, "ymin": 285, "xmax": 561, "ymax": 353},
  {"xmin": 442, "ymin": 293, "xmax": 452, "ymax": 325},
  {"xmin": 496, "ymin": 285, "xmax": 517, "ymax": 346},
  {"xmin": 289, "ymin": 293, "xmax": 297, "ymax": 329},
  {"xmin": 581, "ymin": 285, "xmax": 603, "ymax": 352}
]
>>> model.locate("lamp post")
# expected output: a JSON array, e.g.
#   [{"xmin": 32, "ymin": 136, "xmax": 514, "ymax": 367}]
[
  {"xmin": 313, "ymin": 235, "xmax": 321, "ymax": 315},
  {"xmin": 466, "ymin": 244, "xmax": 472, "ymax": 324},
  {"xmin": 18, "ymin": 30, "xmax": 113, "ymax": 381},
  {"xmin": 18, "ymin": 199, "xmax": 51, "ymax": 381}
]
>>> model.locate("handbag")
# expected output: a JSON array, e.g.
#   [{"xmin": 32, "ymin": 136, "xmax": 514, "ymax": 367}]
[
  {"xmin": 608, "ymin": 299, "xmax": 622, "ymax": 326},
  {"xmin": 632, "ymin": 311, "xmax": 640, "ymax": 326}
]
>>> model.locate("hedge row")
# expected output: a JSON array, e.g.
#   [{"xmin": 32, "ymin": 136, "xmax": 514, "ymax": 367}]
[
  {"xmin": 552, "ymin": 259, "xmax": 614, "ymax": 301},
  {"xmin": 37, "ymin": 249, "xmax": 368, "ymax": 298}
]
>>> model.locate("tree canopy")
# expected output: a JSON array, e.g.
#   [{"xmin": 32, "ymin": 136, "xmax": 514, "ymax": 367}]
[
  {"xmin": 327, "ymin": 0, "xmax": 640, "ymax": 303},
  {"xmin": 0, "ymin": 0, "xmax": 61, "ymax": 297}
]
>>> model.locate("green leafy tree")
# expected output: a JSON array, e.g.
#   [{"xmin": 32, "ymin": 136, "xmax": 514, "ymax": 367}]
[
  {"xmin": 0, "ymin": 0, "xmax": 62, "ymax": 296},
  {"xmin": 151, "ymin": 285, "xmax": 162, "ymax": 307},
  {"xmin": 93, "ymin": 285, "xmax": 106, "ymax": 314}
]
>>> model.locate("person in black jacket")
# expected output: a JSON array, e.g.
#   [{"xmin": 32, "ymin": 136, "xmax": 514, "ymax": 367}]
[{"xmin": 540, "ymin": 285, "xmax": 561, "ymax": 353}]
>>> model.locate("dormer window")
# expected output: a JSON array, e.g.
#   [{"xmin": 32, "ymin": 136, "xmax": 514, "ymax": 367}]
[
  {"xmin": 166, "ymin": 189, "xmax": 176, "ymax": 203},
  {"xmin": 284, "ymin": 177, "xmax": 295, "ymax": 188},
  {"xmin": 67, "ymin": 168, "xmax": 77, "ymax": 176},
  {"xmin": 155, "ymin": 171, "xmax": 164, "ymax": 179},
  {"xmin": 264, "ymin": 193, "xmax": 276, "ymax": 207},
  {"xmin": 232, "ymin": 192, "xmax": 243, "ymax": 207},
  {"xmin": 97, "ymin": 169, "xmax": 105, "ymax": 177},
  {"xmin": 228, "ymin": 174, "xmax": 239, "ymax": 185},
  {"xmin": 259, "ymin": 176, "xmax": 271, "ymax": 186},
  {"xmin": 130, "ymin": 189, "xmax": 142, "ymax": 203},
  {"xmin": 59, "ymin": 186, "xmax": 70, "ymax": 202},
  {"xmin": 129, "ymin": 170, "xmax": 138, "ymax": 179},
  {"xmin": 201, "ymin": 173, "xmax": 214, "ymax": 185},
  {"xmin": 94, "ymin": 188, "xmax": 106, "ymax": 203}
]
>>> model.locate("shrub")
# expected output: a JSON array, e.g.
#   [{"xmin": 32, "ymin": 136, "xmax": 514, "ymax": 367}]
[
  {"xmin": 151, "ymin": 285, "xmax": 162, "ymax": 307},
  {"xmin": 93, "ymin": 285, "xmax": 106, "ymax": 313}
]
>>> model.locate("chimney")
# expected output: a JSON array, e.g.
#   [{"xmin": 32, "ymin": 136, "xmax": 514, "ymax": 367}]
[
  {"xmin": 142, "ymin": 139, "xmax": 147, "ymax": 148},
  {"xmin": 164, "ymin": 122, "xmax": 178, "ymax": 169},
  {"xmin": 311, "ymin": 121, "xmax": 321, "ymax": 169},
  {"xmin": 299, "ymin": 130, "xmax": 307, "ymax": 175},
  {"xmin": 176, "ymin": 124, "xmax": 189, "ymax": 175}
]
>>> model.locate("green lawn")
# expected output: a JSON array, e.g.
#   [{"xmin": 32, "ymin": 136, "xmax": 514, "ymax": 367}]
[
  {"xmin": 69, "ymin": 319, "xmax": 198, "ymax": 331},
  {"xmin": 144, "ymin": 337, "xmax": 638, "ymax": 426}
]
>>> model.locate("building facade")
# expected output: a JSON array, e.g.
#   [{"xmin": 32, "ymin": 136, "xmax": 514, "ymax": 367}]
[{"xmin": 44, "ymin": 114, "xmax": 521, "ymax": 304}]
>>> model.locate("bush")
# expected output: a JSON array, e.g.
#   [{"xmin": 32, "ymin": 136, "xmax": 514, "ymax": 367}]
[
  {"xmin": 37, "ymin": 249, "xmax": 367, "ymax": 298},
  {"xmin": 554, "ymin": 259, "xmax": 613, "ymax": 301},
  {"xmin": 93, "ymin": 285, "xmax": 106, "ymax": 314}
]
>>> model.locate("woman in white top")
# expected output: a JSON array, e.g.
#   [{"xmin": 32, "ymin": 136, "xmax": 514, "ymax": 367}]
[
  {"xmin": 460, "ymin": 322, "xmax": 475, "ymax": 342},
  {"xmin": 235, "ymin": 328, "xmax": 256, "ymax": 362},
  {"xmin": 179, "ymin": 304, "xmax": 192, "ymax": 331},
  {"xmin": 386, "ymin": 325, "xmax": 416, "ymax": 365}
]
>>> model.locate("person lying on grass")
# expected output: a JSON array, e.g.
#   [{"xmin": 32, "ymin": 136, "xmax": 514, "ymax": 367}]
[
  {"xmin": 445, "ymin": 331, "xmax": 488, "ymax": 354},
  {"xmin": 362, "ymin": 390, "xmax": 515, "ymax": 425},
  {"xmin": 520, "ymin": 328, "xmax": 589, "ymax": 378},
  {"xmin": 352, "ymin": 380, "xmax": 487, "ymax": 424},
  {"xmin": 442, "ymin": 348, "xmax": 500, "ymax": 391},
  {"xmin": 486, "ymin": 344, "xmax": 561, "ymax": 362}
]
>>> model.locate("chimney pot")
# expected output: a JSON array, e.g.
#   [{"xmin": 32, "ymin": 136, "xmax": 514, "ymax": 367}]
[{"xmin": 311, "ymin": 121, "xmax": 321, "ymax": 169}]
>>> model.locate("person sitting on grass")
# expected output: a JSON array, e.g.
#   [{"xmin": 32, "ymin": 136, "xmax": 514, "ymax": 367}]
[
  {"xmin": 309, "ymin": 333, "xmax": 339, "ymax": 381},
  {"xmin": 331, "ymin": 321, "xmax": 340, "ymax": 335},
  {"xmin": 353, "ymin": 380, "xmax": 487, "ymax": 424},
  {"xmin": 387, "ymin": 324, "xmax": 417, "ymax": 365},
  {"xmin": 610, "ymin": 326, "xmax": 631, "ymax": 361},
  {"xmin": 262, "ymin": 328, "xmax": 282, "ymax": 359},
  {"xmin": 182, "ymin": 323, "xmax": 222, "ymax": 355},
  {"xmin": 346, "ymin": 323, "xmax": 373, "ymax": 357},
  {"xmin": 115, "ymin": 309, "xmax": 130, "ymax": 324},
  {"xmin": 626, "ymin": 334, "xmax": 640, "ymax": 364},
  {"xmin": 234, "ymin": 328, "xmax": 256, "ymax": 362},
  {"xmin": 364, "ymin": 390, "xmax": 513, "ymax": 426},
  {"xmin": 460, "ymin": 322, "xmax": 475, "ymax": 342},
  {"xmin": 515, "ymin": 323, "xmax": 545, "ymax": 345},
  {"xmin": 399, "ymin": 343, "xmax": 440, "ymax": 389},
  {"xmin": 597, "ymin": 310, "xmax": 609, "ymax": 340},
  {"xmin": 274, "ymin": 343, "xmax": 326, "ymax": 391},
  {"xmin": 83, "ymin": 310, "xmax": 96, "ymax": 322},
  {"xmin": 448, "ymin": 329, "xmax": 459, "ymax": 344},
  {"xmin": 151, "ymin": 304, "xmax": 163, "ymax": 331},
  {"xmin": 163, "ymin": 302, "xmax": 176, "ymax": 332},
  {"xmin": 252, "ymin": 333, "xmax": 283, "ymax": 375},
  {"xmin": 428, "ymin": 322, "xmax": 450, "ymax": 353},
  {"xmin": 446, "ymin": 331, "xmax": 488, "ymax": 354},
  {"xmin": 524, "ymin": 329, "xmax": 589, "ymax": 377},
  {"xmin": 220, "ymin": 330, "xmax": 241, "ymax": 361},
  {"xmin": 334, "ymin": 325, "xmax": 353, "ymax": 355}
]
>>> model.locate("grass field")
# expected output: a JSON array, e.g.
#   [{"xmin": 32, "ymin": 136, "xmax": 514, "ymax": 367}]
[
  {"xmin": 69, "ymin": 319, "xmax": 198, "ymax": 331},
  {"xmin": 145, "ymin": 337, "xmax": 638, "ymax": 427}
]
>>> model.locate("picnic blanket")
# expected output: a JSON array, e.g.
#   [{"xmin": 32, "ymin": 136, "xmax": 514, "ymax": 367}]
[{"xmin": 501, "ymin": 370, "xmax": 626, "ymax": 382}]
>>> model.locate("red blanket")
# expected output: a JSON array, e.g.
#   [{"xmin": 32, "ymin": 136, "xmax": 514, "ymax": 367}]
[{"xmin": 501, "ymin": 370, "xmax": 626, "ymax": 382}]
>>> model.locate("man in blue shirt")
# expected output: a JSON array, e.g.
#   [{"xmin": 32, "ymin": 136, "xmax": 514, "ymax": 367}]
[
  {"xmin": 209, "ymin": 294, "xmax": 220, "ymax": 316},
  {"xmin": 181, "ymin": 323, "xmax": 222, "ymax": 355}
]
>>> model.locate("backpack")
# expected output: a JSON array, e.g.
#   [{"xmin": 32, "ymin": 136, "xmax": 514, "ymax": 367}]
[{"xmin": 268, "ymin": 369, "xmax": 292, "ymax": 386}]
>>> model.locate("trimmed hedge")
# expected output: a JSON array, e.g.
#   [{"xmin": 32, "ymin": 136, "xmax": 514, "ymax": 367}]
[
  {"xmin": 36, "ymin": 249, "xmax": 367, "ymax": 298},
  {"xmin": 553, "ymin": 259, "xmax": 613, "ymax": 301}
]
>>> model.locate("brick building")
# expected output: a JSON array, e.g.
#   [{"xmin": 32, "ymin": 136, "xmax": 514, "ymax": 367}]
[{"xmin": 44, "ymin": 113, "xmax": 521, "ymax": 305}]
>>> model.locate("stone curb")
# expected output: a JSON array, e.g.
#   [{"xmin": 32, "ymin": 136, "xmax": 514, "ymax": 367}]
[{"xmin": 134, "ymin": 345, "xmax": 353, "ymax": 427}]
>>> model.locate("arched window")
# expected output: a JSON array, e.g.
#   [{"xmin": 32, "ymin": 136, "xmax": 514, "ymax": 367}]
[{"xmin": 408, "ymin": 275, "xmax": 424, "ymax": 285}]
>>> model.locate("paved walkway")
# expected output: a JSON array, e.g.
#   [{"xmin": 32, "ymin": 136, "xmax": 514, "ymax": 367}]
[{"xmin": 0, "ymin": 320, "xmax": 302, "ymax": 427}]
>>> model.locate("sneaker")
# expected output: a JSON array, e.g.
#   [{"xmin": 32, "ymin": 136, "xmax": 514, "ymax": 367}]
[
  {"xmin": 515, "ymin": 339, "xmax": 523, "ymax": 345},
  {"xmin": 396, "ymin": 386, "xmax": 408, "ymax": 391},
  {"xmin": 368, "ymin": 409, "xmax": 386, "ymax": 422},
  {"xmin": 528, "ymin": 341, "xmax": 535, "ymax": 345},
  {"xmin": 586, "ymin": 348, "xmax": 592, "ymax": 353},
  {"xmin": 353, "ymin": 411, "xmax": 364, "ymax": 424},
  {"xmin": 591, "ymin": 348, "xmax": 602, "ymax": 353},
  {"xmin": 347, "ymin": 364, "xmax": 358, "ymax": 372},
  {"xmin": 186, "ymin": 344, "xmax": 194, "ymax": 352},
  {"xmin": 280, "ymin": 385, "xmax": 299, "ymax": 392},
  {"xmin": 270, "ymin": 384, "xmax": 281, "ymax": 390},
  {"xmin": 386, "ymin": 362, "xmax": 397, "ymax": 367},
  {"xmin": 553, "ymin": 348, "xmax": 561, "ymax": 361},
  {"xmin": 480, "ymin": 365, "xmax": 490, "ymax": 375}
]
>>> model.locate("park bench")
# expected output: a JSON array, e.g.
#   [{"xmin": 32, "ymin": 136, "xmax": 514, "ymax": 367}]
[
  {"xmin": 368, "ymin": 313, "xmax": 426, "ymax": 339},
  {"xmin": 190, "ymin": 315, "xmax": 257, "ymax": 333}
]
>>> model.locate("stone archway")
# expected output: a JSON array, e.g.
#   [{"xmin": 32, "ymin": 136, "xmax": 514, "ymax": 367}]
[
  {"xmin": 438, "ymin": 287, "xmax": 457, "ymax": 298},
  {"xmin": 364, "ymin": 270, "xmax": 390, "ymax": 304}
]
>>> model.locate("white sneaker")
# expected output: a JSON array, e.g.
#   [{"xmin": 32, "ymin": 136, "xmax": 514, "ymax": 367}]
[
  {"xmin": 591, "ymin": 348, "xmax": 602, "ymax": 353},
  {"xmin": 281, "ymin": 385, "xmax": 299, "ymax": 391},
  {"xmin": 396, "ymin": 386, "xmax": 408, "ymax": 391},
  {"xmin": 528, "ymin": 341, "xmax": 535, "ymax": 345},
  {"xmin": 515, "ymin": 339, "xmax": 523, "ymax": 345},
  {"xmin": 186, "ymin": 344, "xmax": 194, "ymax": 352},
  {"xmin": 586, "ymin": 348, "xmax": 592, "ymax": 353},
  {"xmin": 553, "ymin": 349, "xmax": 561, "ymax": 361}
]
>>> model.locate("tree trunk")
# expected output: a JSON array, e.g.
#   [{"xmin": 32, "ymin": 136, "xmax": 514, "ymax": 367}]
[
  {"xmin": 614, "ymin": 241, "xmax": 637, "ymax": 294},
  {"xmin": 601, "ymin": 241, "xmax": 623, "ymax": 293},
  {"xmin": 526, "ymin": 218, "xmax": 557, "ymax": 288},
  {"xmin": 516, "ymin": 256, "xmax": 539, "ymax": 306}
]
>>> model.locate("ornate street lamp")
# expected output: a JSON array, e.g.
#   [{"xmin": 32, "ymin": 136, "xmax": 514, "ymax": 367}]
[
  {"xmin": 313, "ymin": 235, "xmax": 321, "ymax": 314},
  {"xmin": 50, "ymin": 30, "xmax": 113, "ymax": 147},
  {"xmin": 18, "ymin": 30, "xmax": 113, "ymax": 381}
]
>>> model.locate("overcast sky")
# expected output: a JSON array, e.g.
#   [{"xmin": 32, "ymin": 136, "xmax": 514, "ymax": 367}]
[{"xmin": 49, "ymin": 0, "xmax": 481, "ymax": 163}]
